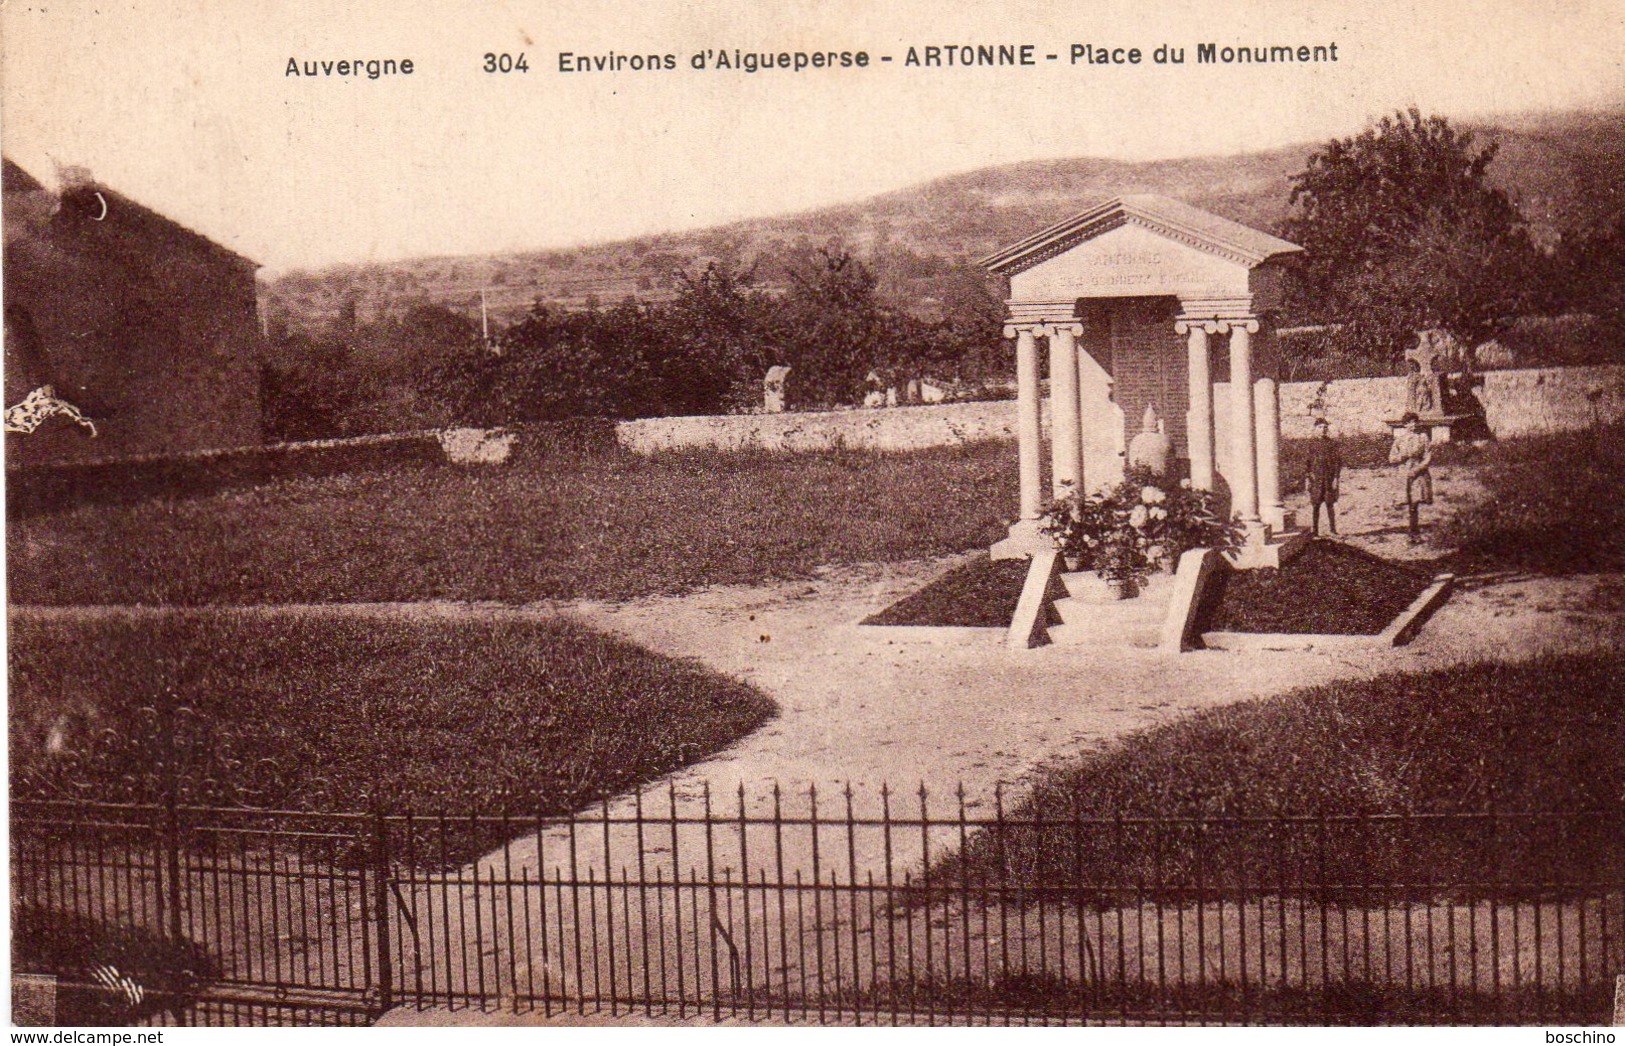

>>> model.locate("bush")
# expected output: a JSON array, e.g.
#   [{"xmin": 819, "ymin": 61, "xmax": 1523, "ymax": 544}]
[
  {"xmin": 12, "ymin": 905, "xmax": 217, "ymax": 1024},
  {"xmin": 1039, "ymin": 466, "xmax": 1241, "ymax": 584},
  {"xmin": 1495, "ymin": 313, "xmax": 1625, "ymax": 369}
]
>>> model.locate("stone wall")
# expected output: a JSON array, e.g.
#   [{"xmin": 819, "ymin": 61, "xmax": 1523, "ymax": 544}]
[
  {"xmin": 1212, "ymin": 363, "xmax": 1625, "ymax": 463},
  {"xmin": 617, "ymin": 364, "xmax": 1625, "ymax": 457},
  {"xmin": 616, "ymin": 398, "xmax": 1042, "ymax": 454}
]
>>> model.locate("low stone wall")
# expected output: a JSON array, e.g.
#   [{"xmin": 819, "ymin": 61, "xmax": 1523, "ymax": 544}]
[
  {"xmin": 1217, "ymin": 363, "xmax": 1625, "ymax": 443},
  {"xmin": 617, "ymin": 364, "xmax": 1625, "ymax": 457},
  {"xmin": 1475, "ymin": 364, "xmax": 1625, "ymax": 436},
  {"xmin": 616, "ymin": 398, "xmax": 1038, "ymax": 454}
]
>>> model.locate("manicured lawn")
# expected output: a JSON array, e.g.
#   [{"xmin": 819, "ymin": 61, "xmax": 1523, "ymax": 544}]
[
  {"xmin": 6, "ymin": 442, "xmax": 1018, "ymax": 605},
  {"xmin": 860, "ymin": 554, "xmax": 1064, "ymax": 628},
  {"xmin": 1206, "ymin": 539, "xmax": 1431, "ymax": 634},
  {"xmin": 9, "ymin": 612, "xmax": 775, "ymax": 861},
  {"xmin": 943, "ymin": 653, "xmax": 1625, "ymax": 894}
]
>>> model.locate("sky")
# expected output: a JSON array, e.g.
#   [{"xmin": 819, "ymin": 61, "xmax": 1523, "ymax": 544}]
[{"xmin": 3, "ymin": 0, "xmax": 1622, "ymax": 273}]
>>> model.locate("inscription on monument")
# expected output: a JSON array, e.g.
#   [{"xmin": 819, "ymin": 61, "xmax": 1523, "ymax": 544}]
[{"xmin": 1075, "ymin": 251, "xmax": 1208, "ymax": 291}]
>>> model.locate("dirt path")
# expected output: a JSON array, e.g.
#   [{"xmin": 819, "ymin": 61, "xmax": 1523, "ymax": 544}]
[{"xmin": 1284, "ymin": 460, "xmax": 1485, "ymax": 562}]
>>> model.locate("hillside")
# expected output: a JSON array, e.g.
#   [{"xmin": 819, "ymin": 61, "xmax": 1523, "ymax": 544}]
[{"xmin": 265, "ymin": 107, "xmax": 1625, "ymax": 338}]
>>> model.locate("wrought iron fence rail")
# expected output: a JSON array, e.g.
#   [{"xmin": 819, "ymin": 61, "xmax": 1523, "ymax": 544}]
[
  {"xmin": 400, "ymin": 874, "xmax": 1616, "ymax": 894},
  {"xmin": 369, "ymin": 806, "xmax": 1622, "ymax": 830},
  {"xmin": 11, "ymin": 797, "xmax": 1622, "ymax": 1027}
]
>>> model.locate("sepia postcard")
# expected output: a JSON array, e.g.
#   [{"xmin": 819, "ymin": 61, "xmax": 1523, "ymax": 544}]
[{"xmin": 4, "ymin": 0, "xmax": 1623, "ymax": 1035}]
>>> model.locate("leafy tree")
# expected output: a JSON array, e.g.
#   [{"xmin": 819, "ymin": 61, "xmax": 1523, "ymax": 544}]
[
  {"xmin": 929, "ymin": 262, "xmax": 1008, "ymax": 381},
  {"xmin": 657, "ymin": 262, "xmax": 778, "ymax": 412},
  {"xmin": 1282, "ymin": 108, "xmax": 1540, "ymax": 361},
  {"xmin": 1552, "ymin": 213, "xmax": 1625, "ymax": 319},
  {"xmin": 778, "ymin": 248, "xmax": 886, "ymax": 406},
  {"xmin": 260, "ymin": 331, "xmax": 361, "ymax": 440}
]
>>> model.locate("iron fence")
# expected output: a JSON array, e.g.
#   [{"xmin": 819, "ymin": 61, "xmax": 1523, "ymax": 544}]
[{"xmin": 11, "ymin": 789, "xmax": 1624, "ymax": 1026}]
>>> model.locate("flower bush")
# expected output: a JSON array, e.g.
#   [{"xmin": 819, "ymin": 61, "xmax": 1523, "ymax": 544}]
[{"xmin": 1040, "ymin": 467, "xmax": 1242, "ymax": 585}]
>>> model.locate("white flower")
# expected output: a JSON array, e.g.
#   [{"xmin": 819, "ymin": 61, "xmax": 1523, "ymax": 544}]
[
  {"xmin": 1141, "ymin": 486, "xmax": 1166, "ymax": 505},
  {"xmin": 1128, "ymin": 504, "xmax": 1150, "ymax": 528},
  {"xmin": 1146, "ymin": 544, "xmax": 1165, "ymax": 560},
  {"xmin": 1179, "ymin": 478, "xmax": 1192, "ymax": 489},
  {"xmin": 1149, "ymin": 506, "xmax": 1167, "ymax": 521}
]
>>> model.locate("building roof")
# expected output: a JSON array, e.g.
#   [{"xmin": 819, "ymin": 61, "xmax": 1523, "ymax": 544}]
[
  {"xmin": 982, "ymin": 194, "xmax": 1302, "ymax": 276},
  {"xmin": 2, "ymin": 157, "xmax": 258, "ymax": 270},
  {"xmin": 2, "ymin": 158, "xmax": 46, "ymax": 193}
]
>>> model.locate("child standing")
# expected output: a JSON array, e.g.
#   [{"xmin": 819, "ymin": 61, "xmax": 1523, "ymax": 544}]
[
  {"xmin": 1389, "ymin": 412, "xmax": 1434, "ymax": 544},
  {"xmin": 1303, "ymin": 417, "xmax": 1342, "ymax": 536}
]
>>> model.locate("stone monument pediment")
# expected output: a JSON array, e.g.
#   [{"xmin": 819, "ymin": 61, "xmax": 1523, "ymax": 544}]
[
  {"xmin": 1008, "ymin": 221, "xmax": 1248, "ymax": 302},
  {"xmin": 983, "ymin": 194, "xmax": 1303, "ymax": 308}
]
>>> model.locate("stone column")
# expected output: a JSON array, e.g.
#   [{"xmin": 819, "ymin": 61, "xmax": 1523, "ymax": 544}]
[
  {"xmin": 1228, "ymin": 320, "xmax": 1261, "ymax": 524},
  {"xmin": 1254, "ymin": 376, "xmax": 1284, "ymax": 530},
  {"xmin": 1179, "ymin": 320, "xmax": 1215, "ymax": 490},
  {"xmin": 1014, "ymin": 326, "xmax": 1042, "ymax": 520},
  {"xmin": 1048, "ymin": 323, "xmax": 1083, "ymax": 496}
]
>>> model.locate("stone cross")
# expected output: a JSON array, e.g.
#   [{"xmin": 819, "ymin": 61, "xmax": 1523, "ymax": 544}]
[
  {"xmin": 763, "ymin": 365, "xmax": 791, "ymax": 413},
  {"xmin": 1404, "ymin": 330, "xmax": 1455, "ymax": 417},
  {"xmin": 1405, "ymin": 329, "xmax": 1455, "ymax": 377}
]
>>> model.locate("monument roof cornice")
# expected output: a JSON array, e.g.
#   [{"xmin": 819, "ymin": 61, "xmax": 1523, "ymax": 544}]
[{"xmin": 981, "ymin": 194, "xmax": 1302, "ymax": 276}]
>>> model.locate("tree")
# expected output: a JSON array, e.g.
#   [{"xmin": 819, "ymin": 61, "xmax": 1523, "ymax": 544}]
[
  {"xmin": 1552, "ymin": 213, "xmax": 1625, "ymax": 319},
  {"xmin": 657, "ymin": 262, "xmax": 777, "ymax": 412},
  {"xmin": 778, "ymin": 248, "xmax": 886, "ymax": 406},
  {"xmin": 260, "ymin": 330, "xmax": 360, "ymax": 440},
  {"xmin": 1282, "ymin": 108, "xmax": 1539, "ymax": 361}
]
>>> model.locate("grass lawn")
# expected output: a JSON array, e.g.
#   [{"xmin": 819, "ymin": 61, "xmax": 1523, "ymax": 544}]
[
  {"xmin": 1206, "ymin": 539, "xmax": 1431, "ymax": 634},
  {"xmin": 944, "ymin": 652, "xmax": 1624, "ymax": 895},
  {"xmin": 1437, "ymin": 427, "xmax": 1625, "ymax": 573},
  {"xmin": 9, "ymin": 612, "xmax": 774, "ymax": 861},
  {"xmin": 6, "ymin": 441, "xmax": 1017, "ymax": 606},
  {"xmin": 860, "ymin": 554, "xmax": 1065, "ymax": 628}
]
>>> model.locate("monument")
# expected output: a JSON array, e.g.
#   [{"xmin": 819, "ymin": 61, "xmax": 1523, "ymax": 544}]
[
  {"xmin": 762, "ymin": 365, "xmax": 791, "ymax": 413},
  {"xmin": 1126, "ymin": 404, "xmax": 1172, "ymax": 477},
  {"xmin": 1390, "ymin": 329, "xmax": 1478, "ymax": 443},
  {"xmin": 982, "ymin": 195, "xmax": 1304, "ymax": 568}
]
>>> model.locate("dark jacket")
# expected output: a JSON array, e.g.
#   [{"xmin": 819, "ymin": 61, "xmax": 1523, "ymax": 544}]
[{"xmin": 1304, "ymin": 438, "xmax": 1342, "ymax": 502}]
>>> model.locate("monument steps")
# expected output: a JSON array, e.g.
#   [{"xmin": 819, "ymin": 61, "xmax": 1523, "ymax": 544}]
[{"xmin": 1047, "ymin": 570, "xmax": 1177, "ymax": 649}]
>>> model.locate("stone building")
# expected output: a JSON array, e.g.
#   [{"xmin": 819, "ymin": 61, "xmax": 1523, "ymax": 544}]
[
  {"xmin": 3, "ymin": 158, "xmax": 263, "ymax": 467},
  {"xmin": 983, "ymin": 195, "xmax": 1303, "ymax": 565}
]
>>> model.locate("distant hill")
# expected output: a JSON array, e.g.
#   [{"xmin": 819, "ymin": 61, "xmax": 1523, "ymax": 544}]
[{"xmin": 264, "ymin": 106, "xmax": 1625, "ymax": 340}]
